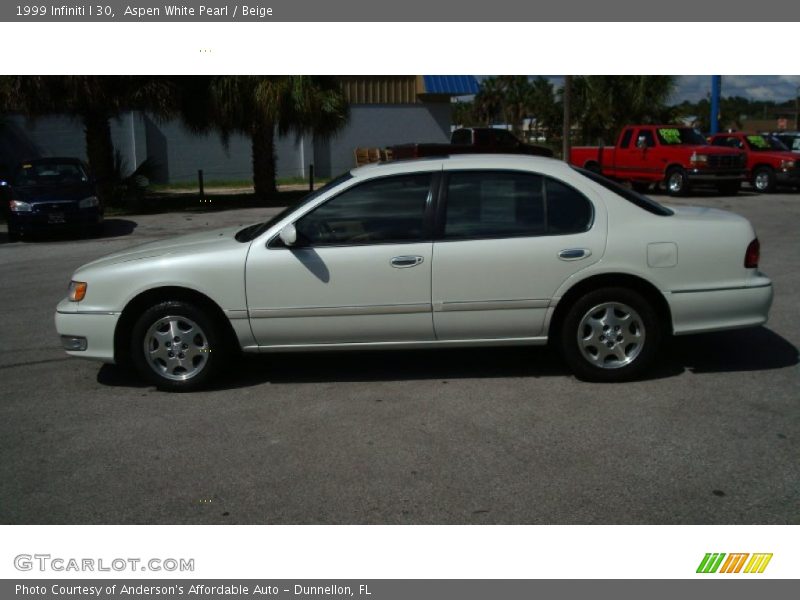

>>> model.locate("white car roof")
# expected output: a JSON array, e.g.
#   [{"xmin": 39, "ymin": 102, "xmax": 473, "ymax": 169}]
[{"xmin": 350, "ymin": 154, "xmax": 572, "ymax": 179}]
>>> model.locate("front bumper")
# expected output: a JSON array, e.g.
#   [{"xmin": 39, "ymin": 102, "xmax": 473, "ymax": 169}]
[
  {"xmin": 9, "ymin": 207, "xmax": 102, "ymax": 235},
  {"xmin": 686, "ymin": 168, "xmax": 747, "ymax": 182},
  {"xmin": 669, "ymin": 277, "xmax": 773, "ymax": 335},
  {"xmin": 776, "ymin": 168, "xmax": 800, "ymax": 186},
  {"xmin": 55, "ymin": 300, "xmax": 120, "ymax": 363}
]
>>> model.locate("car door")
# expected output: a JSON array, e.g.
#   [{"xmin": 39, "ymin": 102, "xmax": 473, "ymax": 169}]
[
  {"xmin": 625, "ymin": 128, "xmax": 658, "ymax": 179},
  {"xmin": 431, "ymin": 169, "xmax": 606, "ymax": 340},
  {"xmin": 245, "ymin": 172, "xmax": 437, "ymax": 347}
]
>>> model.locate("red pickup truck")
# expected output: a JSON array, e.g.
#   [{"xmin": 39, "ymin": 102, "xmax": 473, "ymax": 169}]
[
  {"xmin": 570, "ymin": 125, "xmax": 747, "ymax": 196},
  {"xmin": 707, "ymin": 132, "xmax": 800, "ymax": 193}
]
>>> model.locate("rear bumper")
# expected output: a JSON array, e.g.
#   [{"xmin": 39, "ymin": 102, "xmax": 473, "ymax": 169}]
[
  {"xmin": 55, "ymin": 303, "xmax": 120, "ymax": 363},
  {"xmin": 669, "ymin": 278, "xmax": 773, "ymax": 335}
]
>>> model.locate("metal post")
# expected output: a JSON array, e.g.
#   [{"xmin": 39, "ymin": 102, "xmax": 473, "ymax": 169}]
[
  {"xmin": 795, "ymin": 85, "xmax": 799, "ymax": 131},
  {"xmin": 562, "ymin": 75, "xmax": 572, "ymax": 162},
  {"xmin": 198, "ymin": 169, "xmax": 205, "ymax": 203},
  {"xmin": 710, "ymin": 76, "xmax": 722, "ymax": 134},
  {"xmin": 309, "ymin": 164, "xmax": 314, "ymax": 192}
]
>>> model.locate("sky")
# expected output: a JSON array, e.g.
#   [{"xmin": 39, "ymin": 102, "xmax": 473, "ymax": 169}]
[
  {"xmin": 479, "ymin": 76, "xmax": 800, "ymax": 104},
  {"xmin": 674, "ymin": 75, "xmax": 800, "ymax": 103}
]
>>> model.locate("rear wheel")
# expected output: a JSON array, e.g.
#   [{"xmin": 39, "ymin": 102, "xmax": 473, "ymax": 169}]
[
  {"xmin": 584, "ymin": 161, "xmax": 601, "ymax": 174},
  {"xmin": 665, "ymin": 167, "xmax": 690, "ymax": 196},
  {"xmin": 559, "ymin": 287, "xmax": 662, "ymax": 382},
  {"xmin": 752, "ymin": 166, "xmax": 776, "ymax": 193},
  {"xmin": 130, "ymin": 300, "xmax": 225, "ymax": 392}
]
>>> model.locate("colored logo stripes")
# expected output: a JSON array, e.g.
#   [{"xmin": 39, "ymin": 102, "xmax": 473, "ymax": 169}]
[{"xmin": 696, "ymin": 553, "xmax": 773, "ymax": 573}]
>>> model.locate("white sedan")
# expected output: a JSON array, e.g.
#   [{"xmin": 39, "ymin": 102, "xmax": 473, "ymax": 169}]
[{"xmin": 55, "ymin": 155, "xmax": 773, "ymax": 391}]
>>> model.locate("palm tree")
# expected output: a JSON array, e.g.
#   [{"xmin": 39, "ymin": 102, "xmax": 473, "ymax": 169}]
[
  {"xmin": 0, "ymin": 76, "xmax": 176, "ymax": 205},
  {"xmin": 179, "ymin": 76, "xmax": 348, "ymax": 201},
  {"xmin": 569, "ymin": 76, "xmax": 676, "ymax": 144},
  {"xmin": 473, "ymin": 77, "xmax": 505, "ymax": 127}
]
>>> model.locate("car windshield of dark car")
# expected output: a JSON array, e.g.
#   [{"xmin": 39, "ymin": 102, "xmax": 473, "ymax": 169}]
[
  {"xmin": 235, "ymin": 172, "xmax": 354, "ymax": 243},
  {"xmin": 656, "ymin": 128, "xmax": 707, "ymax": 146},
  {"xmin": 13, "ymin": 161, "xmax": 89, "ymax": 186}
]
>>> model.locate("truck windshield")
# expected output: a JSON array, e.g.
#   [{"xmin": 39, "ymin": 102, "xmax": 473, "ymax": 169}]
[
  {"xmin": 656, "ymin": 128, "xmax": 707, "ymax": 146},
  {"xmin": 573, "ymin": 167, "xmax": 674, "ymax": 216}
]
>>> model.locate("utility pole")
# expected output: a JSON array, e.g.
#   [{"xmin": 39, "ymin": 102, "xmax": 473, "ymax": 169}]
[
  {"xmin": 710, "ymin": 76, "xmax": 722, "ymax": 134},
  {"xmin": 795, "ymin": 85, "xmax": 799, "ymax": 131},
  {"xmin": 562, "ymin": 75, "xmax": 572, "ymax": 161}
]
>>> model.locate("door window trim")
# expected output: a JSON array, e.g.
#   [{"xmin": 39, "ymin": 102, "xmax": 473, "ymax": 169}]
[
  {"xmin": 434, "ymin": 169, "xmax": 595, "ymax": 242},
  {"xmin": 268, "ymin": 171, "xmax": 440, "ymax": 249}
]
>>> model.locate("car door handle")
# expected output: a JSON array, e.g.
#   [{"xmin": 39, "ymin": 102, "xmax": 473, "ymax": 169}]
[
  {"xmin": 558, "ymin": 248, "xmax": 592, "ymax": 261},
  {"xmin": 391, "ymin": 255, "xmax": 424, "ymax": 268}
]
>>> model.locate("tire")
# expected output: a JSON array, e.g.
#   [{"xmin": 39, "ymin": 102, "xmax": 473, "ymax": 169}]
[
  {"xmin": 130, "ymin": 300, "xmax": 225, "ymax": 392},
  {"xmin": 585, "ymin": 162, "xmax": 601, "ymax": 174},
  {"xmin": 559, "ymin": 287, "xmax": 662, "ymax": 382},
  {"xmin": 716, "ymin": 180, "xmax": 740, "ymax": 196},
  {"xmin": 752, "ymin": 166, "xmax": 776, "ymax": 193},
  {"xmin": 665, "ymin": 167, "xmax": 690, "ymax": 197},
  {"xmin": 631, "ymin": 181, "xmax": 651, "ymax": 194}
]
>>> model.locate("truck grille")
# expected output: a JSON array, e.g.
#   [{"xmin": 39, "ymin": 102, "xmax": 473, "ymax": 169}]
[{"xmin": 708, "ymin": 154, "xmax": 745, "ymax": 168}]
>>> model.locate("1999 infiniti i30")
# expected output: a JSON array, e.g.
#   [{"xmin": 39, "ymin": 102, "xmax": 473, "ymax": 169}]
[{"xmin": 55, "ymin": 155, "xmax": 772, "ymax": 391}]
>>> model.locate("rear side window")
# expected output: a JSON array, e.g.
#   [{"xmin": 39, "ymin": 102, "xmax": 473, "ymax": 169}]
[
  {"xmin": 619, "ymin": 129, "xmax": 633, "ymax": 149},
  {"xmin": 442, "ymin": 171, "xmax": 593, "ymax": 240}
]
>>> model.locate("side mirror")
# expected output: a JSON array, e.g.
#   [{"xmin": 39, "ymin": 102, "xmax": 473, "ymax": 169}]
[
  {"xmin": 279, "ymin": 223, "xmax": 297, "ymax": 246},
  {"xmin": 636, "ymin": 136, "xmax": 648, "ymax": 149}
]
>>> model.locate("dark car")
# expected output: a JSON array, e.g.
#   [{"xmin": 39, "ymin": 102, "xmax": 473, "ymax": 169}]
[{"xmin": 3, "ymin": 157, "xmax": 103, "ymax": 241}]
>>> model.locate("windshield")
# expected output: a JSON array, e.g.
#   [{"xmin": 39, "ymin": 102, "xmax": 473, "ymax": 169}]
[
  {"xmin": 656, "ymin": 127, "xmax": 707, "ymax": 146},
  {"xmin": 13, "ymin": 160, "xmax": 89, "ymax": 186},
  {"xmin": 573, "ymin": 167, "xmax": 673, "ymax": 216},
  {"xmin": 234, "ymin": 172, "xmax": 354, "ymax": 243}
]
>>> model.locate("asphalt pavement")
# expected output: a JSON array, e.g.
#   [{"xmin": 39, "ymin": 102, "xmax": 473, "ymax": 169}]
[{"xmin": 0, "ymin": 191, "xmax": 798, "ymax": 524}]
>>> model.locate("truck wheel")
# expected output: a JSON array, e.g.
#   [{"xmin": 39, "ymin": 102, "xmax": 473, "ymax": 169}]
[
  {"xmin": 584, "ymin": 161, "xmax": 601, "ymax": 174},
  {"xmin": 752, "ymin": 167, "xmax": 776, "ymax": 193},
  {"xmin": 631, "ymin": 182, "xmax": 651, "ymax": 194},
  {"xmin": 716, "ymin": 181, "xmax": 740, "ymax": 195},
  {"xmin": 665, "ymin": 167, "xmax": 690, "ymax": 196},
  {"xmin": 559, "ymin": 287, "xmax": 662, "ymax": 382}
]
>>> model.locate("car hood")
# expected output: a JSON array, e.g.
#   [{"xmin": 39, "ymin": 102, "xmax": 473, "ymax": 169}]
[
  {"xmin": 76, "ymin": 225, "xmax": 249, "ymax": 273},
  {"xmin": 749, "ymin": 151, "xmax": 798, "ymax": 161},
  {"xmin": 681, "ymin": 145, "xmax": 742, "ymax": 155},
  {"xmin": 12, "ymin": 183, "xmax": 95, "ymax": 202}
]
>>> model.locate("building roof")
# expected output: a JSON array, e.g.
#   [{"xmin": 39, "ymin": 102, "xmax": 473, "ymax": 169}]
[{"xmin": 422, "ymin": 76, "xmax": 480, "ymax": 95}]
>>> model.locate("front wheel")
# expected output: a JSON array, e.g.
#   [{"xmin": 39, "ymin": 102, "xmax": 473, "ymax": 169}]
[
  {"xmin": 559, "ymin": 287, "xmax": 662, "ymax": 382},
  {"xmin": 665, "ymin": 167, "xmax": 690, "ymax": 196},
  {"xmin": 752, "ymin": 167, "xmax": 776, "ymax": 193},
  {"xmin": 130, "ymin": 300, "xmax": 225, "ymax": 392}
]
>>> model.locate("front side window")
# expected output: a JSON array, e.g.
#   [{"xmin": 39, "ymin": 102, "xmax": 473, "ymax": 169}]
[
  {"xmin": 711, "ymin": 136, "xmax": 743, "ymax": 149},
  {"xmin": 294, "ymin": 173, "xmax": 432, "ymax": 246},
  {"xmin": 443, "ymin": 171, "xmax": 592, "ymax": 240},
  {"xmin": 636, "ymin": 130, "xmax": 656, "ymax": 148}
]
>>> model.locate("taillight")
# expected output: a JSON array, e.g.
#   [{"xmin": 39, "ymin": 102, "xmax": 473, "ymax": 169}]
[{"xmin": 744, "ymin": 238, "xmax": 760, "ymax": 269}]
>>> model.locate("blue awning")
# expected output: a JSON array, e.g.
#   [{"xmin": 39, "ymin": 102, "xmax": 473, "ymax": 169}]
[{"xmin": 422, "ymin": 75, "xmax": 480, "ymax": 95}]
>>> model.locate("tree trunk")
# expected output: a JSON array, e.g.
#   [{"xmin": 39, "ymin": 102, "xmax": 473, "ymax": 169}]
[
  {"xmin": 83, "ymin": 112, "xmax": 115, "ymax": 207},
  {"xmin": 251, "ymin": 119, "xmax": 277, "ymax": 202}
]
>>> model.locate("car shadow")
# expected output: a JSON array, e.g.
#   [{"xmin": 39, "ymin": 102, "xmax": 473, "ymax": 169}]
[
  {"xmin": 96, "ymin": 326, "xmax": 798, "ymax": 391},
  {"xmin": 0, "ymin": 218, "xmax": 137, "ymax": 243}
]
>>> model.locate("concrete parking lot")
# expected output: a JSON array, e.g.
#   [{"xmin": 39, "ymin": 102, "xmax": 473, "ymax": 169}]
[{"xmin": 0, "ymin": 191, "xmax": 798, "ymax": 524}]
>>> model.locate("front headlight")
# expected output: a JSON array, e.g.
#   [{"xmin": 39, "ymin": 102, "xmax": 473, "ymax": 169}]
[
  {"xmin": 78, "ymin": 196, "xmax": 99, "ymax": 209},
  {"xmin": 690, "ymin": 152, "xmax": 708, "ymax": 166},
  {"xmin": 9, "ymin": 200, "xmax": 33, "ymax": 213},
  {"xmin": 68, "ymin": 280, "xmax": 88, "ymax": 302},
  {"xmin": 780, "ymin": 159, "xmax": 796, "ymax": 169}
]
